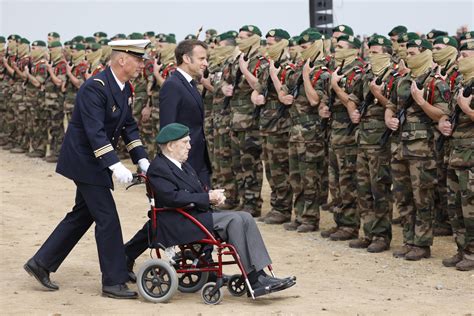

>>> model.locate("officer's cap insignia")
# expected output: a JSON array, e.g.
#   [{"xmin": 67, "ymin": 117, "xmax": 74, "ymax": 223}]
[
  {"xmin": 403, "ymin": 35, "xmax": 408, "ymax": 42},
  {"xmin": 378, "ymin": 38, "xmax": 384, "ymax": 45},
  {"xmin": 415, "ymin": 39, "xmax": 422, "ymax": 46},
  {"xmin": 112, "ymin": 105, "xmax": 117, "ymax": 112},
  {"xmin": 303, "ymin": 34, "xmax": 309, "ymax": 41},
  {"xmin": 348, "ymin": 35, "xmax": 354, "ymax": 42},
  {"xmin": 339, "ymin": 26, "xmax": 345, "ymax": 32},
  {"xmin": 248, "ymin": 26, "xmax": 254, "ymax": 32},
  {"xmin": 93, "ymin": 78, "xmax": 105, "ymax": 86},
  {"xmin": 443, "ymin": 37, "xmax": 449, "ymax": 44},
  {"xmin": 428, "ymin": 32, "xmax": 434, "ymax": 38},
  {"xmin": 269, "ymin": 30, "xmax": 275, "ymax": 37}
]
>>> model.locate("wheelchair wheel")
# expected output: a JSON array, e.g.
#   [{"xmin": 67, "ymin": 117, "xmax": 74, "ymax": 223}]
[
  {"xmin": 201, "ymin": 282, "xmax": 223, "ymax": 305},
  {"xmin": 137, "ymin": 259, "xmax": 178, "ymax": 303},
  {"xmin": 227, "ymin": 274, "xmax": 247, "ymax": 297},
  {"xmin": 175, "ymin": 250, "xmax": 209, "ymax": 293}
]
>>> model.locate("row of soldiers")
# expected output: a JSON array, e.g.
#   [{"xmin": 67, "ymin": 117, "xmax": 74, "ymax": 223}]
[{"xmin": 0, "ymin": 26, "xmax": 473, "ymax": 271}]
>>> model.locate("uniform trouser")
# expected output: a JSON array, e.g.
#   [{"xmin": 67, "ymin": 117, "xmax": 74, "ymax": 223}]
[
  {"xmin": 34, "ymin": 181, "xmax": 129, "ymax": 286},
  {"xmin": 140, "ymin": 106, "xmax": 159, "ymax": 160},
  {"xmin": 214, "ymin": 130, "xmax": 238, "ymax": 205},
  {"xmin": 433, "ymin": 142, "xmax": 451, "ymax": 230},
  {"xmin": 262, "ymin": 133, "xmax": 292, "ymax": 216},
  {"xmin": 391, "ymin": 157, "xmax": 436, "ymax": 247},
  {"xmin": 328, "ymin": 144, "xmax": 342, "ymax": 210},
  {"xmin": 330, "ymin": 145, "xmax": 359, "ymax": 229},
  {"xmin": 446, "ymin": 166, "xmax": 474, "ymax": 258},
  {"xmin": 230, "ymin": 129, "xmax": 263, "ymax": 212},
  {"xmin": 289, "ymin": 141, "xmax": 325, "ymax": 224},
  {"xmin": 45, "ymin": 103, "xmax": 65, "ymax": 157},
  {"xmin": 11, "ymin": 94, "xmax": 26, "ymax": 149},
  {"xmin": 357, "ymin": 146, "xmax": 393, "ymax": 242},
  {"xmin": 4, "ymin": 93, "xmax": 16, "ymax": 143}
]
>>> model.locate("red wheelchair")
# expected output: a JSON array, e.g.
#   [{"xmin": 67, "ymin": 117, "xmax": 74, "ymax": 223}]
[{"xmin": 127, "ymin": 173, "xmax": 294, "ymax": 304}]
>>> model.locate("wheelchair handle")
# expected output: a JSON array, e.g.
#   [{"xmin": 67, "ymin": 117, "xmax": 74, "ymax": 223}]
[{"xmin": 126, "ymin": 173, "xmax": 146, "ymax": 190}]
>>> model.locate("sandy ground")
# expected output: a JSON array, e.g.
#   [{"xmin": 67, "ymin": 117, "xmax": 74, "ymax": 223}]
[{"xmin": 1, "ymin": 149, "xmax": 473, "ymax": 315}]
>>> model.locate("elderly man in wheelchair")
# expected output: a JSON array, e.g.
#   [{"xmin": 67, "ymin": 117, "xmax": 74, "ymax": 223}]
[{"xmin": 124, "ymin": 123, "xmax": 295, "ymax": 303}]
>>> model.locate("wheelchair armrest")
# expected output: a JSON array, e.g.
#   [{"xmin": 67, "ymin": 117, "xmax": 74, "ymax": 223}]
[{"xmin": 158, "ymin": 203, "xmax": 196, "ymax": 212}]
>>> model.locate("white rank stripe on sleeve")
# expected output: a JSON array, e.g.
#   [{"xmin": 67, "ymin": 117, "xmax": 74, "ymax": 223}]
[
  {"xmin": 126, "ymin": 139, "xmax": 143, "ymax": 152},
  {"xmin": 94, "ymin": 144, "xmax": 114, "ymax": 158}
]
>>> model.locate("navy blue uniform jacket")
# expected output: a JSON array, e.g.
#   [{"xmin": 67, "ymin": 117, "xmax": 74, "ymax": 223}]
[{"xmin": 56, "ymin": 67, "xmax": 147, "ymax": 188}]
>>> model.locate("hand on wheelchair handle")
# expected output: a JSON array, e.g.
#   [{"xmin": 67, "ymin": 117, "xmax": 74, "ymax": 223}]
[{"xmin": 109, "ymin": 162, "xmax": 133, "ymax": 184}]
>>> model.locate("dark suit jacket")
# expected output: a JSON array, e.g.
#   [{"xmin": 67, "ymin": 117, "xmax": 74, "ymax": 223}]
[
  {"xmin": 159, "ymin": 69, "xmax": 211, "ymax": 183},
  {"xmin": 147, "ymin": 153, "xmax": 213, "ymax": 248},
  {"xmin": 56, "ymin": 67, "xmax": 147, "ymax": 188}
]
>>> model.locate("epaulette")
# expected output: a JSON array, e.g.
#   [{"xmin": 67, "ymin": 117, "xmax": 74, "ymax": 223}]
[{"xmin": 93, "ymin": 78, "xmax": 105, "ymax": 86}]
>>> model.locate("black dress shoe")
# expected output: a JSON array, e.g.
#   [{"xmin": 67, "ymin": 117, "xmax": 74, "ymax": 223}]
[
  {"xmin": 249, "ymin": 275, "xmax": 295, "ymax": 298},
  {"xmin": 102, "ymin": 283, "xmax": 138, "ymax": 299},
  {"xmin": 126, "ymin": 257, "xmax": 136, "ymax": 283},
  {"xmin": 24, "ymin": 258, "xmax": 59, "ymax": 291}
]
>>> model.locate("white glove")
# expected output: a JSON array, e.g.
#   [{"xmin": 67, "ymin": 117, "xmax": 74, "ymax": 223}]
[
  {"xmin": 138, "ymin": 158, "xmax": 150, "ymax": 174},
  {"xmin": 109, "ymin": 162, "xmax": 133, "ymax": 184}
]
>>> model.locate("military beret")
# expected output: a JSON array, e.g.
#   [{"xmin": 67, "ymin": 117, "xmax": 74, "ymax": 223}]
[
  {"xmin": 368, "ymin": 35, "xmax": 392, "ymax": 48},
  {"xmin": 460, "ymin": 41, "xmax": 474, "ymax": 51},
  {"xmin": 460, "ymin": 31, "xmax": 474, "ymax": 41},
  {"xmin": 184, "ymin": 34, "xmax": 197, "ymax": 40},
  {"xmin": 72, "ymin": 35, "xmax": 85, "ymax": 43},
  {"xmin": 99, "ymin": 39, "xmax": 110, "ymax": 45},
  {"xmin": 94, "ymin": 31, "xmax": 107, "ymax": 38},
  {"xmin": 433, "ymin": 36, "xmax": 458, "ymax": 48},
  {"xmin": 156, "ymin": 33, "xmax": 167, "ymax": 42},
  {"xmin": 332, "ymin": 25, "xmax": 354, "ymax": 36},
  {"xmin": 0, "ymin": 36, "xmax": 5, "ymax": 44},
  {"xmin": 20, "ymin": 38, "xmax": 30, "ymax": 45},
  {"xmin": 206, "ymin": 29, "xmax": 218, "ymax": 36},
  {"xmin": 298, "ymin": 31, "xmax": 323, "ymax": 44},
  {"xmin": 71, "ymin": 43, "xmax": 86, "ymax": 51},
  {"xmin": 89, "ymin": 43, "xmax": 101, "ymax": 51},
  {"xmin": 289, "ymin": 36, "xmax": 300, "ymax": 47},
  {"xmin": 112, "ymin": 33, "xmax": 127, "ymax": 40},
  {"xmin": 388, "ymin": 25, "xmax": 408, "ymax": 37},
  {"xmin": 337, "ymin": 34, "xmax": 361, "ymax": 48},
  {"xmin": 407, "ymin": 38, "xmax": 433, "ymax": 50},
  {"xmin": 144, "ymin": 31, "xmax": 155, "ymax": 37},
  {"xmin": 32, "ymin": 40, "xmax": 46, "ymax": 47},
  {"xmin": 84, "ymin": 37, "xmax": 96, "ymax": 43},
  {"xmin": 156, "ymin": 123, "xmax": 190, "ymax": 144},
  {"xmin": 49, "ymin": 41, "xmax": 62, "ymax": 48},
  {"xmin": 216, "ymin": 31, "xmax": 238, "ymax": 42},
  {"xmin": 266, "ymin": 28, "xmax": 291, "ymax": 40},
  {"xmin": 166, "ymin": 34, "xmax": 177, "ymax": 44},
  {"xmin": 300, "ymin": 28, "xmax": 320, "ymax": 37},
  {"xmin": 128, "ymin": 32, "xmax": 144, "ymax": 40},
  {"xmin": 239, "ymin": 25, "xmax": 262, "ymax": 37},
  {"xmin": 427, "ymin": 30, "xmax": 448, "ymax": 40},
  {"xmin": 48, "ymin": 32, "xmax": 60, "ymax": 38},
  {"xmin": 397, "ymin": 32, "xmax": 420, "ymax": 43},
  {"xmin": 8, "ymin": 34, "xmax": 21, "ymax": 41}
]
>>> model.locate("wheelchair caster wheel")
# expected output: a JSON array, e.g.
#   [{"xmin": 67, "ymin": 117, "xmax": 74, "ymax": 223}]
[
  {"xmin": 137, "ymin": 259, "xmax": 178, "ymax": 303},
  {"xmin": 175, "ymin": 250, "xmax": 209, "ymax": 293},
  {"xmin": 227, "ymin": 274, "xmax": 246, "ymax": 297},
  {"xmin": 201, "ymin": 282, "xmax": 223, "ymax": 305}
]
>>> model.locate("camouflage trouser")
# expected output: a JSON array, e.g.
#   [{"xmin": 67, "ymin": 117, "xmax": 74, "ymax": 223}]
[
  {"xmin": 230, "ymin": 129, "xmax": 263, "ymax": 213},
  {"xmin": 446, "ymin": 167, "xmax": 474, "ymax": 258},
  {"xmin": 357, "ymin": 146, "xmax": 392, "ymax": 242},
  {"xmin": 330, "ymin": 146, "xmax": 359, "ymax": 229},
  {"xmin": 11, "ymin": 89, "xmax": 26, "ymax": 149},
  {"xmin": 262, "ymin": 132, "xmax": 292, "ymax": 216},
  {"xmin": 320, "ymin": 142, "xmax": 329, "ymax": 207},
  {"xmin": 391, "ymin": 157, "xmax": 436, "ymax": 247},
  {"xmin": 204, "ymin": 116, "xmax": 216, "ymax": 184},
  {"xmin": 214, "ymin": 129, "xmax": 238, "ymax": 206},
  {"xmin": 328, "ymin": 144, "xmax": 342, "ymax": 210},
  {"xmin": 0, "ymin": 82, "xmax": 8, "ymax": 136},
  {"xmin": 44, "ymin": 96, "xmax": 65, "ymax": 157},
  {"xmin": 3, "ymin": 91, "xmax": 16, "ymax": 143},
  {"xmin": 433, "ymin": 136, "xmax": 451, "ymax": 231},
  {"xmin": 141, "ymin": 106, "xmax": 159, "ymax": 159},
  {"xmin": 289, "ymin": 141, "xmax": 325, "ymax": 225},
  {"xmin": 24, "ymin": 91, "xmax": 43, "ymax": 153},
  {"xmin": 63, "ymin": 98, "xmax": 75, "ymax": 131}
]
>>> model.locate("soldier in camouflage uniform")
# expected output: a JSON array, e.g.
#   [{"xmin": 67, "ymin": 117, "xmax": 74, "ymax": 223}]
[
  {"xmin": 99, "ymin": 39, "xmax": 112, "ymax": 66},
  {"xmin": 221, "ymin": 25, "xmax": 265, "ymax": 216},
  {"xmin": 387, "ymin": 39, "xmax": 451, "ymax": 261},
  {"xmin": 93, "ymin": 31, "xmax": 107, "ymax": 43},
  {"xmin": 318, "ymin": 33, "xmax": 365, "ymax": 241},
  {"xmin": 438, "ymin": 41, "xmax": 474, "ymax": 271},
  {"xmin": 388, "ymin": 25, "xmax": 408, "ymax": 65},
  {"xmin": 346, "ymin": 35, "xmax": 397, "ymax": 252},
  {"xmin": 84, "ymin": 42, "xmax": 104, "ymax": 80},
  {"xmin": 0, "ymin": 36, "xmax": 7, "ymax": 144},
  {"xmin": 47, "ymin": 32, "xmax": 60, "ymax": 45},
  {"xmin": 251, "ymin": 28, "xmax": 293, "ymax": 226}
]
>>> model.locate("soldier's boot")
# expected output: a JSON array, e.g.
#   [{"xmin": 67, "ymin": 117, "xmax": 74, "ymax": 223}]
[
  {"xmin": 456, "ymin": 258, "xmax": 474, "ymax": 271},
  {"xmin": 320, "ymin": 200, "xmax": 335, "ymax": 212},
  {"xmin": 433, "ymin": 225, "xmax": 453, "ymax": 237},
  {"xmin": 320, "ymin": 226, "xmax": 339, "ymax": 238},
  {"xmin": 27, "ymin": 151, "xmax": 45, "ymax": 158},
  {"xmin": 349, "ymin": 237, "xmax": 371, "ymax": 249},
  {"xmin": 442, "ymin": 251, "xmax": 463, "ymax": 267},
  {"xmin": 44, "ymin": 155, "xmax": 58, "ymax": 163},
  {"xmin": 405, "ymin": 246, "xmax": 431, "ymax": 261},
  {"xmin": 392, "ymin": 244, "xmax": 413, "ymax": 258},
  {"xmin": 263, "ymin": 211, "xmax": 291, "ymax": 225},
  {"xmin": 296, "ymin": 223, "xmax": 319, "ymax": 233},
  {"xmin": 10, "ymin": 147, "xmax": 26, "ymax": 154},
  {"xmin": 329, "ymin": 227, "xmax": 358, "ymax": 241},
  {"xmin": 367, "ymin": 238, "xmax": 390, "ymax": 253},
  {"xmin": 283, "ymin": 221, "xmax": 300, "ymax": 231}
]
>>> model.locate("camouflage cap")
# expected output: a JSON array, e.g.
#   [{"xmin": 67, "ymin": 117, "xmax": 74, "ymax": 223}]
[
  {"xmin": 388, "ymin": 25, "xmax": 408, "ymax": 37},
  {"xmin": 48, "ymin": 41, "xmax": 62, "ymax": 48},
  {"xmin": 98, "ymin": 38, "xmax": 110, "ymax": 45},
  {"xmin": 20, "ymin": 38, "xmax": 30, "ymax": 45},
  {"xmin": 205, "ymin": 29, "xmax": 217, "ymax": 36},
  {"xmin": 265, "ymin": 28, "xmax": 290, "ymax": 40},
  {"xmin": 426, "ymin": 29, "xmax": 448, "ymax": 40},
  {"xmin": 48, "ymin": 32, "xmax": 60, "ymax": 38},
  {"xmin": 71, "ymin": 42, "xmax": 86, "ymax": 51},
  {"xmin": 407, "ymin": 38, "xmax": 433, "ymax": 50},
  {"xmin": 0, "ymin": 36, "xmax": 5, "ymax": 44},
  {"xmin": 239, "ymin": 25, "xmax": 262, "ymax": 37},
  {"xmin": 433, "ymin": 36, "xmax": 458, "ymax": 48},
  {"xmin": 128, "ymin": 32, "xmax": 144, "ymax": 40},
  {"xmin": 84, "ymin": 36, "xmax": 96, "ymax": 43},
  {"xmin": 459, "ymin": 41, "xmax": 474, "ymax": 51},
  {"xmin": 89, "ymin": 43, "xmax": 101, "ymax": 51},
  {"xmin": 94, "ymin": 31, "xmax": 107, "ymax": 38},
  {"xmin": 289, "ymin": 36, "xmax": 300, "ymax": 47},
  {"xmin": 397, "ymin": 32, "xmax": 420, "ymax": 43},
  {"xmin": 460, "ymin": 31, "xmax": 474, "ymax": 41},
  {"xmin": 332, "ymin": 25, "xmax": 354, "ymax": 36},
  {"xmin": 298, "ymin": 31, "xmax": 323, "ymax": 44},
  {"xmin": 215, "ymin": 31, "xmax": 238, "ymax": 42},
  {"xmin": 8, "ymin": 34, "xmax": 21, "ymax": 41},
  {"xmin": 337, "ymin": 34, "xmax": 361, "ymax": 48},
  {"xmin": 144, "ymin": 31, "xmax": 155, "ymax": 37},
  {"xmin": 72, "ymin": 35, "xmax": 85, "ymax": 43},
  {"xmin": 368, "ymin": 35, "xmax": 392, "ymax": 48},
  {"xmin": 112, "ymin": 33, "xmax": 127, "ymax": 40},
  {"xmin": 32, "ymin": 40, "xmax": 47, "ymax": 47},
  {"xmin": 184, "ymin": 34, "xmax": 197, "ymax": 40}
]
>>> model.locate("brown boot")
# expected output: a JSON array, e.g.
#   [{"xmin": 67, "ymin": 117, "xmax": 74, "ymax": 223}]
[
  {"xmin": 27, "ymin": 151, "xmax": 45, "ymax": 158},
  {"xmin": 405, "ymin": 246, "xmax": 431, "ymax": 261},
  {"xmin": 456, "ymin": 258, "xmax": 474, "ymax": 271},
  {"xmin": 433, "ymin": 226, "xmax": 453, "ymax": 237},
  {"xmin": 442, "ymin": 251, "xmax": 463, "ymax": 267},
  {"xmin": 296, "ymin": 223, "xmax": 318, "ymax": 233},
  {"xmin": 283, "ymin": 221, "xmax": 300, "ymax": 231},
  {"xmin": 393, "ymin": 244, "xmax": 413, "ymax": 258},
  {"xmin": 44, "ymin": 155, "xmax": 58, "ymax": 163},
  {"xmin": 349, "ymin": 238, "xmax": 371, "ymax": 249},
  {"xmin": 320, "ymin": 226, "xmax": 338, "ymax": 238},
  {"xmin": 329, "ymin": 228, "xmax": 358, "ymax": 241},
  {"xmin": 367, "ymin": 238, "xmax": 390, "ymax": 253},
  {"xmin": 263, "ymin": 211, "xmax": 290, "ymax": 225}
]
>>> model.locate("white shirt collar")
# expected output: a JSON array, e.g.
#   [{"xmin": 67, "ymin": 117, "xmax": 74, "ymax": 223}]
[
  {"xmin": 164, "ymin": 153, "xmax": 182, "ymax": 170},
  {"xmin": 177, "ymin": 67, "xmax": 193, "ymax": 85},
  {"xmin": 110, "ymin": 67, "xmax": 126, "ymax": 91}
]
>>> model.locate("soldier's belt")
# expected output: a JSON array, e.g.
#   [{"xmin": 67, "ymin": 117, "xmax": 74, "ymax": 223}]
[
  {"xmin": 450, "ymin": 138, "xmax": 474, "ymax": 147},
  {"xmin": 360, "ymin": 121, "xmax": 386, "ymax": 130},
  {"xmin": 401, "ymin": 122, "xmax": 430, "ymax": 132}
]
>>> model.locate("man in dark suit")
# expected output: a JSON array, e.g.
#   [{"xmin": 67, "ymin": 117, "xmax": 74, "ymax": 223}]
[
  {"xmin": 24, "ymin": 40, "xmax": 152, "ymax": 299},
  {"xmin": 124, "ymin": 123, "xmax": 295, "ymax": 297},
  {"xmin": 159, "ymin": 39, "xmax": 212, "ymax": 187}
]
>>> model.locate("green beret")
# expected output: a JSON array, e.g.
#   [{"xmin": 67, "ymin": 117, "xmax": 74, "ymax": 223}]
[
  {"xmin": 72, "ymin": 35, "xmax": 84, "ymax": 43},
  {"xmin": 368, "ymin": 35, "xmax": 392, "ymax": 48},
  {"xmin": 407, "ymin": 38, "xmax": 433, "ymax": 50},
  {"xmin": 144, "ymin": 31, "xmax": 155, "ymax": 37},
  {"xmin": 156, "ymin": 123, "xmax": 190, "ymax": 144},
  {"xmin": 0, "ymin": 36, "xmax": 5, "ymax": 44},
  {"xmin": 8, "ymin": 34, "xmax": 21, "ymax": 41},
  {"xmin": 266, "ymin": 28, "xmax": 290, "ymax": 40},
  {"xmin": 332, "ymin": 25, "xmax": 354, "ymax": 36},
  {"xmin": 460, "ymin": 31, "xmax": 474, "ymax": 41},
  {"xmin": 48, "ymin": 41, "xmax": 62, "ymax": 48},
  {"xmin": 337, "ymin": 34, "xmax": 361, "ymax": 48},
  {"xmin": 184, "ymin": 34, "xmax": 197, "ymax": 40},
  {"xmin": 128, "ymin": 32, "xmax": 144, "ymax": 40},
  {"xmin": 89, "ymin": 43, "xmax": 101, "ymax": 51},
  {"xmin": 71, "ymin": 43, "xmax": 86, "ymax": 51},
  {"xmin": 112, "ymin": 33, "xmax": 127, "ymax": 40},
  {"xmin": 94, "ymin": 32, "xmax": 107, "ymax": 38},
  {"xmin": 216, "ymin": 31, "xmax": 238, "ymax": 42},
  {"xmin": 460, "ymin": 41, "xmax": 474, "ymax": 51},
  {"xmin": 426, "ymin": 29, "xmax": 448, "ymax": 40},
  {"xmin": 98, "ymin": 39, "xmax": 110, "ymax": 45},
  {"xmin": 239, "ymin": 25, "xmax": 262, "ymax": 37},
  {"xmin": 289, "ymin": 36, "xmax": 300, "ymax": 46},
  {"xmin": 84, "ymin": 36, "xmax": 96, "ymax": 43},
  {"xmin": 433, "ymin": 36, "xmax": 458, "ymax": 48},
  {"xmin": 300, "ymin": 28, "xmax": 320, "ymax": 37},
  {"xmin": 298, "ymin": 31, "xmax": 323, "ymax": 44},
  {"xmin": 166, "ymin": 34, "xmax": 176, "ymax": 44},
  {"xmin": 388, "ymin": 25, "xmax": 407, "ymax": 37},
  {"xmin": 48, "ymin": 32, "xmax": 60, "ymax": 38},
  {"xmin": 32, "ymin": 40, "xmax": 46, "ymax": 47},
  {"xmin": 20, "ymin": 38, "xmax": 30, "ymax": 45},
  {"xmin": 156, "ymin": 33, "xmax": 167, "ymax": 42},
  {"xmin": 397, "ymin": 32, "xmax": 420, "ymax": 43},
  {"xmin": 206, "ymin": 29, "xmax": 218, "ymax": 36}
]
